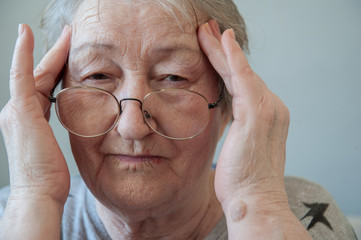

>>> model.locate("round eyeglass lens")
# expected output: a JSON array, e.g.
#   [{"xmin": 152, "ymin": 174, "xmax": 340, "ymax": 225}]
[
  {"xmin": 55, "ymin": 87, "xmax": 120, "ymax": 137},
  {"xmin": 142, "ymin": 89, "xmax": 210, "ymax": 140}
]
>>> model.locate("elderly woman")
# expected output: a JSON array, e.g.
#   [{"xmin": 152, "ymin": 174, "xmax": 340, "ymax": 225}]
[{"xmin": 0, "ymin": 0, "xmax": 356, "ymax": 239}]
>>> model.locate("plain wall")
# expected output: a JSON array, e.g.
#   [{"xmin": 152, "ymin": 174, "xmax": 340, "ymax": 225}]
[{"xmin": 0, "ymin": 0, "xmax": 360, "ymax": 216}]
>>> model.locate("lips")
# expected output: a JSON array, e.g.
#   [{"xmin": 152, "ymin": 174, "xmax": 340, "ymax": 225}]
[{"xmin": 108, "ymin": 154, "xmax": 164, "ymax": 164}]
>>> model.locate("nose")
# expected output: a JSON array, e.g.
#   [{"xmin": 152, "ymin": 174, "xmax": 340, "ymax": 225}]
[{"xmin": 116, "ymin": 98, "xmax": 152, "ymax": 140}]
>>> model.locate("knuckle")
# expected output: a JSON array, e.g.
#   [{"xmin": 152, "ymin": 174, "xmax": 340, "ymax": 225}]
[
  {"xmin": 0, "ymin": 109, "xmax": 6, "ymax": 130},
  {"xmin": 281, "ymin": 104, "xmax": 290, "ymax": 125},
  {"xmin": 9, "ymin": 67, "xmax": 22, "ymax": 80},
  {"xmin": 258, "ymin": 92, "xmax": 289, "ymax": 127},
  {"xmin": 34, "ymin": 71, "xmax": 52, "ymax": 89},
  {"xmin": 274, "ymin": 95, "xmax": 290, "ymax": 126},
  {"xmin": 236, "ymin": 64, "xmax": 254, "ymax": 78},
  {"xmin": 9, "ymin": 66, "xmax": 33, "ymax": 83},
  {"xmin": 242, "ymin": 65, "xmax": 254, "ymax": 76},
  {"xmin": 34, "ymin": 64, "xmax": 50, "ymax": 79},
  {"xmin": 262, "ymin": 102, "xmax": 276, "ymax": 126},
  {"xmin": 0, "ymin": 103, "xmax": 18, "ymax": 132}
]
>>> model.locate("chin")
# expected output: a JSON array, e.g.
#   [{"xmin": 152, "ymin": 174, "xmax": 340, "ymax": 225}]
[{"xmin": 91, "ymin": 169, "xmax": 185, "ymax": 214}]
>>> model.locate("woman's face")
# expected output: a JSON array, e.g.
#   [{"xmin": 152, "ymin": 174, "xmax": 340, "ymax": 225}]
[{"xmin": 66, "ymin": 0, "xmax": 224, "ymax": 212}]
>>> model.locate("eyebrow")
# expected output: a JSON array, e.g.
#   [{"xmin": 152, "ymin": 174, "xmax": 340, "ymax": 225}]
[
  {"xmin": 153, "ymin": 37, "xmax": 200, "ymax": 52},
  {"xmin": 72, "ymin": 41, "xmax": 199, "ymax": 52},
  {"xmin": 71, "ymin": 43, "xmax": 115, "ymax": 55}
]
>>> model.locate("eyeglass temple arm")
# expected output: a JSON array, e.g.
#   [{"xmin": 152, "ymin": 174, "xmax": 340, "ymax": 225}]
[
  {"xmin": 49, "ymin": 88, "xmax": 57, "ymax": 103},
  {"xmin": 48, "ymin": 65, "xmax": 67, "ymax": 103},
  {"xmin": 208, "ymin": 83, "xmax": 225, "ymax": 109}
]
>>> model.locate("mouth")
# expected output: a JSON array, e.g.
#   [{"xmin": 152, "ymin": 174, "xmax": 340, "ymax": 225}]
[{"xmin": 109, "ymin": 154, "xmax": 164, "ymax": 165}]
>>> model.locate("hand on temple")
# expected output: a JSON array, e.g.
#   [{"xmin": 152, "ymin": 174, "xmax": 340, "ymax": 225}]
[
  {"xmin": 0, "ymin": 24, "xmax": 72, "ymax": 239},
  {"xmin": 198, "ymin": 20, "xmax": 311, "ymax": 239}
]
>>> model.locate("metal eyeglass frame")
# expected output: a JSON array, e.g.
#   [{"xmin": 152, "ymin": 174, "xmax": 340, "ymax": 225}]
[{"xmin": 49, "ymin": 83, "xmax": 224, "ymax": 140}]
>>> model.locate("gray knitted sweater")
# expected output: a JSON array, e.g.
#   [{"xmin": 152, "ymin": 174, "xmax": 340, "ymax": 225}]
[{"xmin": 0, "ymin": 176, "xmax": 357, "ymax": 239}]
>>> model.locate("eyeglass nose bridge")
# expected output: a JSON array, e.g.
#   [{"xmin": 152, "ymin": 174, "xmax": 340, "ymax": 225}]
[
  {"xmin": 119, "ymin": 98, "xmax": 142, "ymax": 114},
  {"xmin": 119, "ymin": 98, "xmax": 151, "ymax": 119}
]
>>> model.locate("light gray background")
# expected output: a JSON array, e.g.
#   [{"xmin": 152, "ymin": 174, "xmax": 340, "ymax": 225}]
[{"xmin": 0, "ymin": 0, "xmax": 360, "ymax": 219}]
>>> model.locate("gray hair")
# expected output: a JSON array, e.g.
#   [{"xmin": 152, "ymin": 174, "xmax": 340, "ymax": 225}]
[{"xmin": 40, "ymin": 0, "xmax": 249, "ymax": 116}]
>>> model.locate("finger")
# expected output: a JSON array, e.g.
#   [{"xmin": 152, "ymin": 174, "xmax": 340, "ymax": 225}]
[
  {"xmin": 9, "ymin": 24, "xmax": 35, "ymax": 100},
  {"xmin": 209, "ymin": 20, "xmax": 222, "ymax": 41},
  {"xmin": 220, "ymin": 29, "xmax": 266, "ymax": 104},
  {"xmin": 198, "ymin": 22, "xmax": 231, "ymax": 85},
  {"xmin": 34, "ymin": 25, "xmax": 71, "ymax": 96}
]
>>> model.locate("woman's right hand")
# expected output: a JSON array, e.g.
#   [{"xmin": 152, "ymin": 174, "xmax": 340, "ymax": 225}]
[{"xmin": 0, "ymin": 24, "xmax": 71, "ymax": 239}]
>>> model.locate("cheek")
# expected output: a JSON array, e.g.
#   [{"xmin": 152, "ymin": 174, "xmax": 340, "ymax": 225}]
[
  {"xmin": 174, "ymin": 108, "xmax": 222, "ymax": 178},
  {"xmin": 69, "ymin": 135, "xmax": 105, "ymax": 182}
]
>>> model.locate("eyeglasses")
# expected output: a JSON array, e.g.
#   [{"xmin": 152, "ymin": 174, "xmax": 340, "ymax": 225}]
[{"xmin": 49, "ymin": 86, "xmax": 223, "ymax": 140}]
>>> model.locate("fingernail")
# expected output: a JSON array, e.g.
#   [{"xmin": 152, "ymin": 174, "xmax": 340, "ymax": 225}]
[
  {"xmin": 204, "ymin": 22, "xmax": 213, "ymax": 35},
  {"xmin": 61, "ymin": 25, "xmax": 70, "ymax": 36},
  {"xmin": 18, "ymin": 24, "xmax": 24, "ymax": 36},
  {"xmin": 229, "ymin": 29, "xmax": 236, "ymax": 40}
]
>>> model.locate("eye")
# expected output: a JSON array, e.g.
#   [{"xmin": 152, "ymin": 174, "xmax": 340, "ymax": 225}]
[
  {"xmin": 88, "ymin": 73, "xmax": 110, "ymax": 80},
  {"xmin": 165, "ymin": 75, "xmax": 186, "ymax": 82}
]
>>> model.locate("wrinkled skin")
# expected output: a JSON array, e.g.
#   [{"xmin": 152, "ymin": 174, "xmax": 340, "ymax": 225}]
[{"xmin": 0, "ymin": 0, "xmax": 311, "ymax": 239}]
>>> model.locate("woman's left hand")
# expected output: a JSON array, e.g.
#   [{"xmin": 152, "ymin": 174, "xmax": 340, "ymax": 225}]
[{"xmin": 198, "ymin": 20, "xmax": 311, "ymax": 239}]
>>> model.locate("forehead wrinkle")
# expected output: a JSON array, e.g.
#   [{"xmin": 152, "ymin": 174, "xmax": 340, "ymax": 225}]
[
  {"xmin": 69, "ymin": 43, "xmax": 116, "ymax": 66},
  {"xmin": 75, "ymin": 1, "xmax": 100, "ymax": 27},
  {"xmin": 71, "ymin": 43, "xmax": 115, "ymax": 55},
  {"xmin": 71, "ymin": 48, "xmax": 112, "ymax": 66},
  {"xmin": 139, "ymin": 28, "xmax": 198, "ymax": 56},
  {"xmin": 151, "ymin": 34, "xmax": 200, "ymax": 54},
  {"xmin": 68, "ymin": 43, "xmax": 123, "ymax": 74},
  {"xmin": 70, "ymin": 0, "xmax": 203, "ymax": 70}
]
